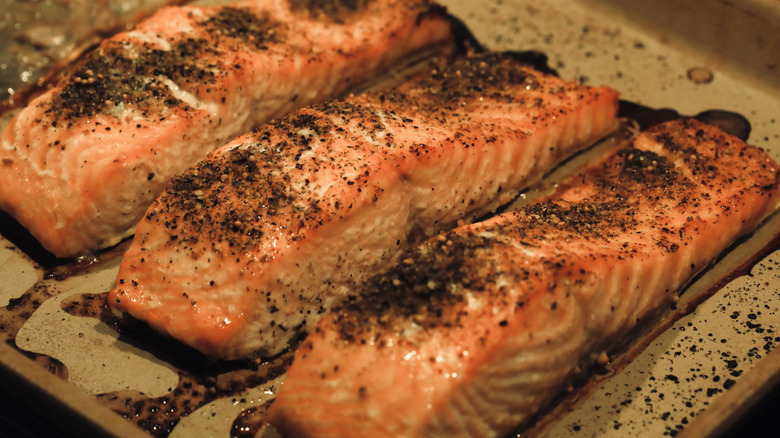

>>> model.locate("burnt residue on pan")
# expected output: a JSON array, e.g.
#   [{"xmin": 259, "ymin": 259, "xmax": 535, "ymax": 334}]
[
  {"xmin": 56, "ymin": 291, "xmax": 293, "ymax": 436},
  {"xmin": 618, "ymin": 100, "xmax": 752, "ymax": 141},
  {"xmin": 0, "ymin": 282, "xmax": 57, "ymax": 343},
  {"xmin": 91, "ymin": 354, "xmax": 292, "ymax": 437},
  {"xmin": 0, "ymin": 281, "xmax": 69, "ymax": 378},
  {"xmin": 231, "ymin": 402, "xmax": 276, "ymax": 438},
  {"xmin": 0, "ymin": 208, "xmax": 135, "ymax": 280},
  {"xmin": 0, "ymin": 211, "xmax": 62, "ymax": 269}
]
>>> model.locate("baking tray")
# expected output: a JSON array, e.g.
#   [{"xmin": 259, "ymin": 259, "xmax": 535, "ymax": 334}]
[{"xmin": 1, "ymin": 0, "xmax": 779, "ymax": 436}]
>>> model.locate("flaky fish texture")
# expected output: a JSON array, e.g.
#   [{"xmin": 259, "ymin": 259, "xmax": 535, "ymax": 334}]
[
  {"xmin": 109, "ymin": 52, "xmax": 620, "ymax": 359},
  {"xmin": 267, "ymin": 119, "xmax": 780, "ymax": 437},
  {"xmin": 0, "ymin": 0, "xmax": 455, "ymax": 258}
]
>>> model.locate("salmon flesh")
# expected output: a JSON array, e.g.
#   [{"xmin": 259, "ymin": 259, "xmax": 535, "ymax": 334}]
[
  {"xmin": 267, "ymin": 119, "xmax": 780, "ymax": 437},
  {"xmin": 109, "ymin": 52, "xmax": 620, "ymax": 359},
  {"xmin": 0, "ymin": 0, "xmax": 455, "ymax": 258}
]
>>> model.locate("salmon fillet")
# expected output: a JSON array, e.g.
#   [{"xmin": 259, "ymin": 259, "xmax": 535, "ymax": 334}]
[
  {"xmin": 0, "ymin": 0, "xmax": 455, "ymax": 258},
  {"xmin": 108, "ymin": 52, "xmax": 620, "ymax": 359},
  {"xmin": 267, "ymin": 119, "xmax": 780, "ymax": 437}
]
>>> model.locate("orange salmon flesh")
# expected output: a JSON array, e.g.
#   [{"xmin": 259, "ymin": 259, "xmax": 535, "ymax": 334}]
[
  {"xmin": 0, "ymin": 0, "xmax": 455, "ymax": 258},
  {"xmin": 109, "ymin": 52, "xmax": 620, "ymax": 359},
  {"xmin": 267, "ymin": 118, "xmax": 780, "ymax": 437}
]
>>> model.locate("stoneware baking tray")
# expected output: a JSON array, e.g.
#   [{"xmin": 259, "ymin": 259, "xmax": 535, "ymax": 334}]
[{"xmin": 0, "ymin": 0, "xmax": 778, "ymax": 436}]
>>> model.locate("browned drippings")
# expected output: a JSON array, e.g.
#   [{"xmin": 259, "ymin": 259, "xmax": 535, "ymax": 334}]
[
  {"xmin": 0, "ymin": 281, "xmax": 70, "ymax": 379},
  {"xmin": 21, "ymin": 351, "xmax": 69, "ymax": 379},
  {"xmin": 618, "ymin": 99, "xmax": 751, "ymax": 141},
  {"xmin": 42, "ymin": 239, "xmax": 133, "ymax": 282},
  {"xmin": 94, "ymin": 354, "xmax": 292, "ymax": 437},
  {"xmin": 0, "ymin": 207, "xmax": 132, "ymax": 277},
  {"xmin": 231, "ymin": 401, "xmax": 275, "ymax": 438},
  {"xmin": 694, "ymin": 110, "xmax": 751, "ymax": 143},
  {"xmin": 97, "ymin": 376, "xmax": 217, "ymax": 437},
  {"xmin": 49, "ymin": 291, "xmax": 294, "ymax": 436},
  {"xmin": 0, "ymin": 282, "xmax": 57, "ymax": 343},
  {"xmin": 0, "ymin": 211, "xmax": 61, "ymax": 268}
]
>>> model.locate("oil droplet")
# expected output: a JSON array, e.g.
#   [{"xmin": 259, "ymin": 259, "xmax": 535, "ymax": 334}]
[{"xmin": 686, "ymin": 66, "xmax": 714, "ymax": 84}]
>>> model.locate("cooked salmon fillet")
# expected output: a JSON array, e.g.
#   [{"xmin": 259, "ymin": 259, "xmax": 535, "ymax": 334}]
[
  {"xmin": 108, "ymin": 52, "xmax": 620, "ymax": 359},
  {"xmin": 0, "ymin": 0, "xmax": 455, "ymax": 258},
  {"xmin": 267, "ymin": 119, "xmax": 780, "ymax": 437}
]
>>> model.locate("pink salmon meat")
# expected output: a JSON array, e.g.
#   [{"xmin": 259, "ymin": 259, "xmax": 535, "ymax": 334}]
[
  {"xmin": 0, "ymin": 0, "xmax": 456, "ymax": 258},
  {"xmin": 109, "ymin": 52, "xmax": 620, "ymax": 359},
  {"xmin": 268, "ymin": 118, "xmax": 780, "ymax": 437}
]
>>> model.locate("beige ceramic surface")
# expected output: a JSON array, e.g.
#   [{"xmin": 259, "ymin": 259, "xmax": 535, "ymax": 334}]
[
  {"xmin": 14, "ymin": 261, "xmax": 179, "ymax": 397},
  {"xmin": 0, "ymin": 0, "xmax": 779, "ymax": 436}
]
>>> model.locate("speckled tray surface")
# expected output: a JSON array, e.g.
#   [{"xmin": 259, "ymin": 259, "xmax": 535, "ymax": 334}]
[{"xmin": 1, "ymin": 0, "xmax": 779, "ymax": 437}]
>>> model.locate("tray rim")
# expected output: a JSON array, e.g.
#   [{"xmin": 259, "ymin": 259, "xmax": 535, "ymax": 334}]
[{"xmin": 0, "ymin": 341, "xmax": 148, "ymax": 437}]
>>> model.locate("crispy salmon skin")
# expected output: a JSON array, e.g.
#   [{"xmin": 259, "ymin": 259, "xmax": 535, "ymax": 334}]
[
  {"xmin": 0, "ymin": 0, "xmax": 455, "ymax": 258},
  {"xmin": 108, "ymin": 52, "xmax": 619, "ymax": 359},
  {"xmin": 267, "ymin": 119, "xmax": 780, "ymax": 437}
]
